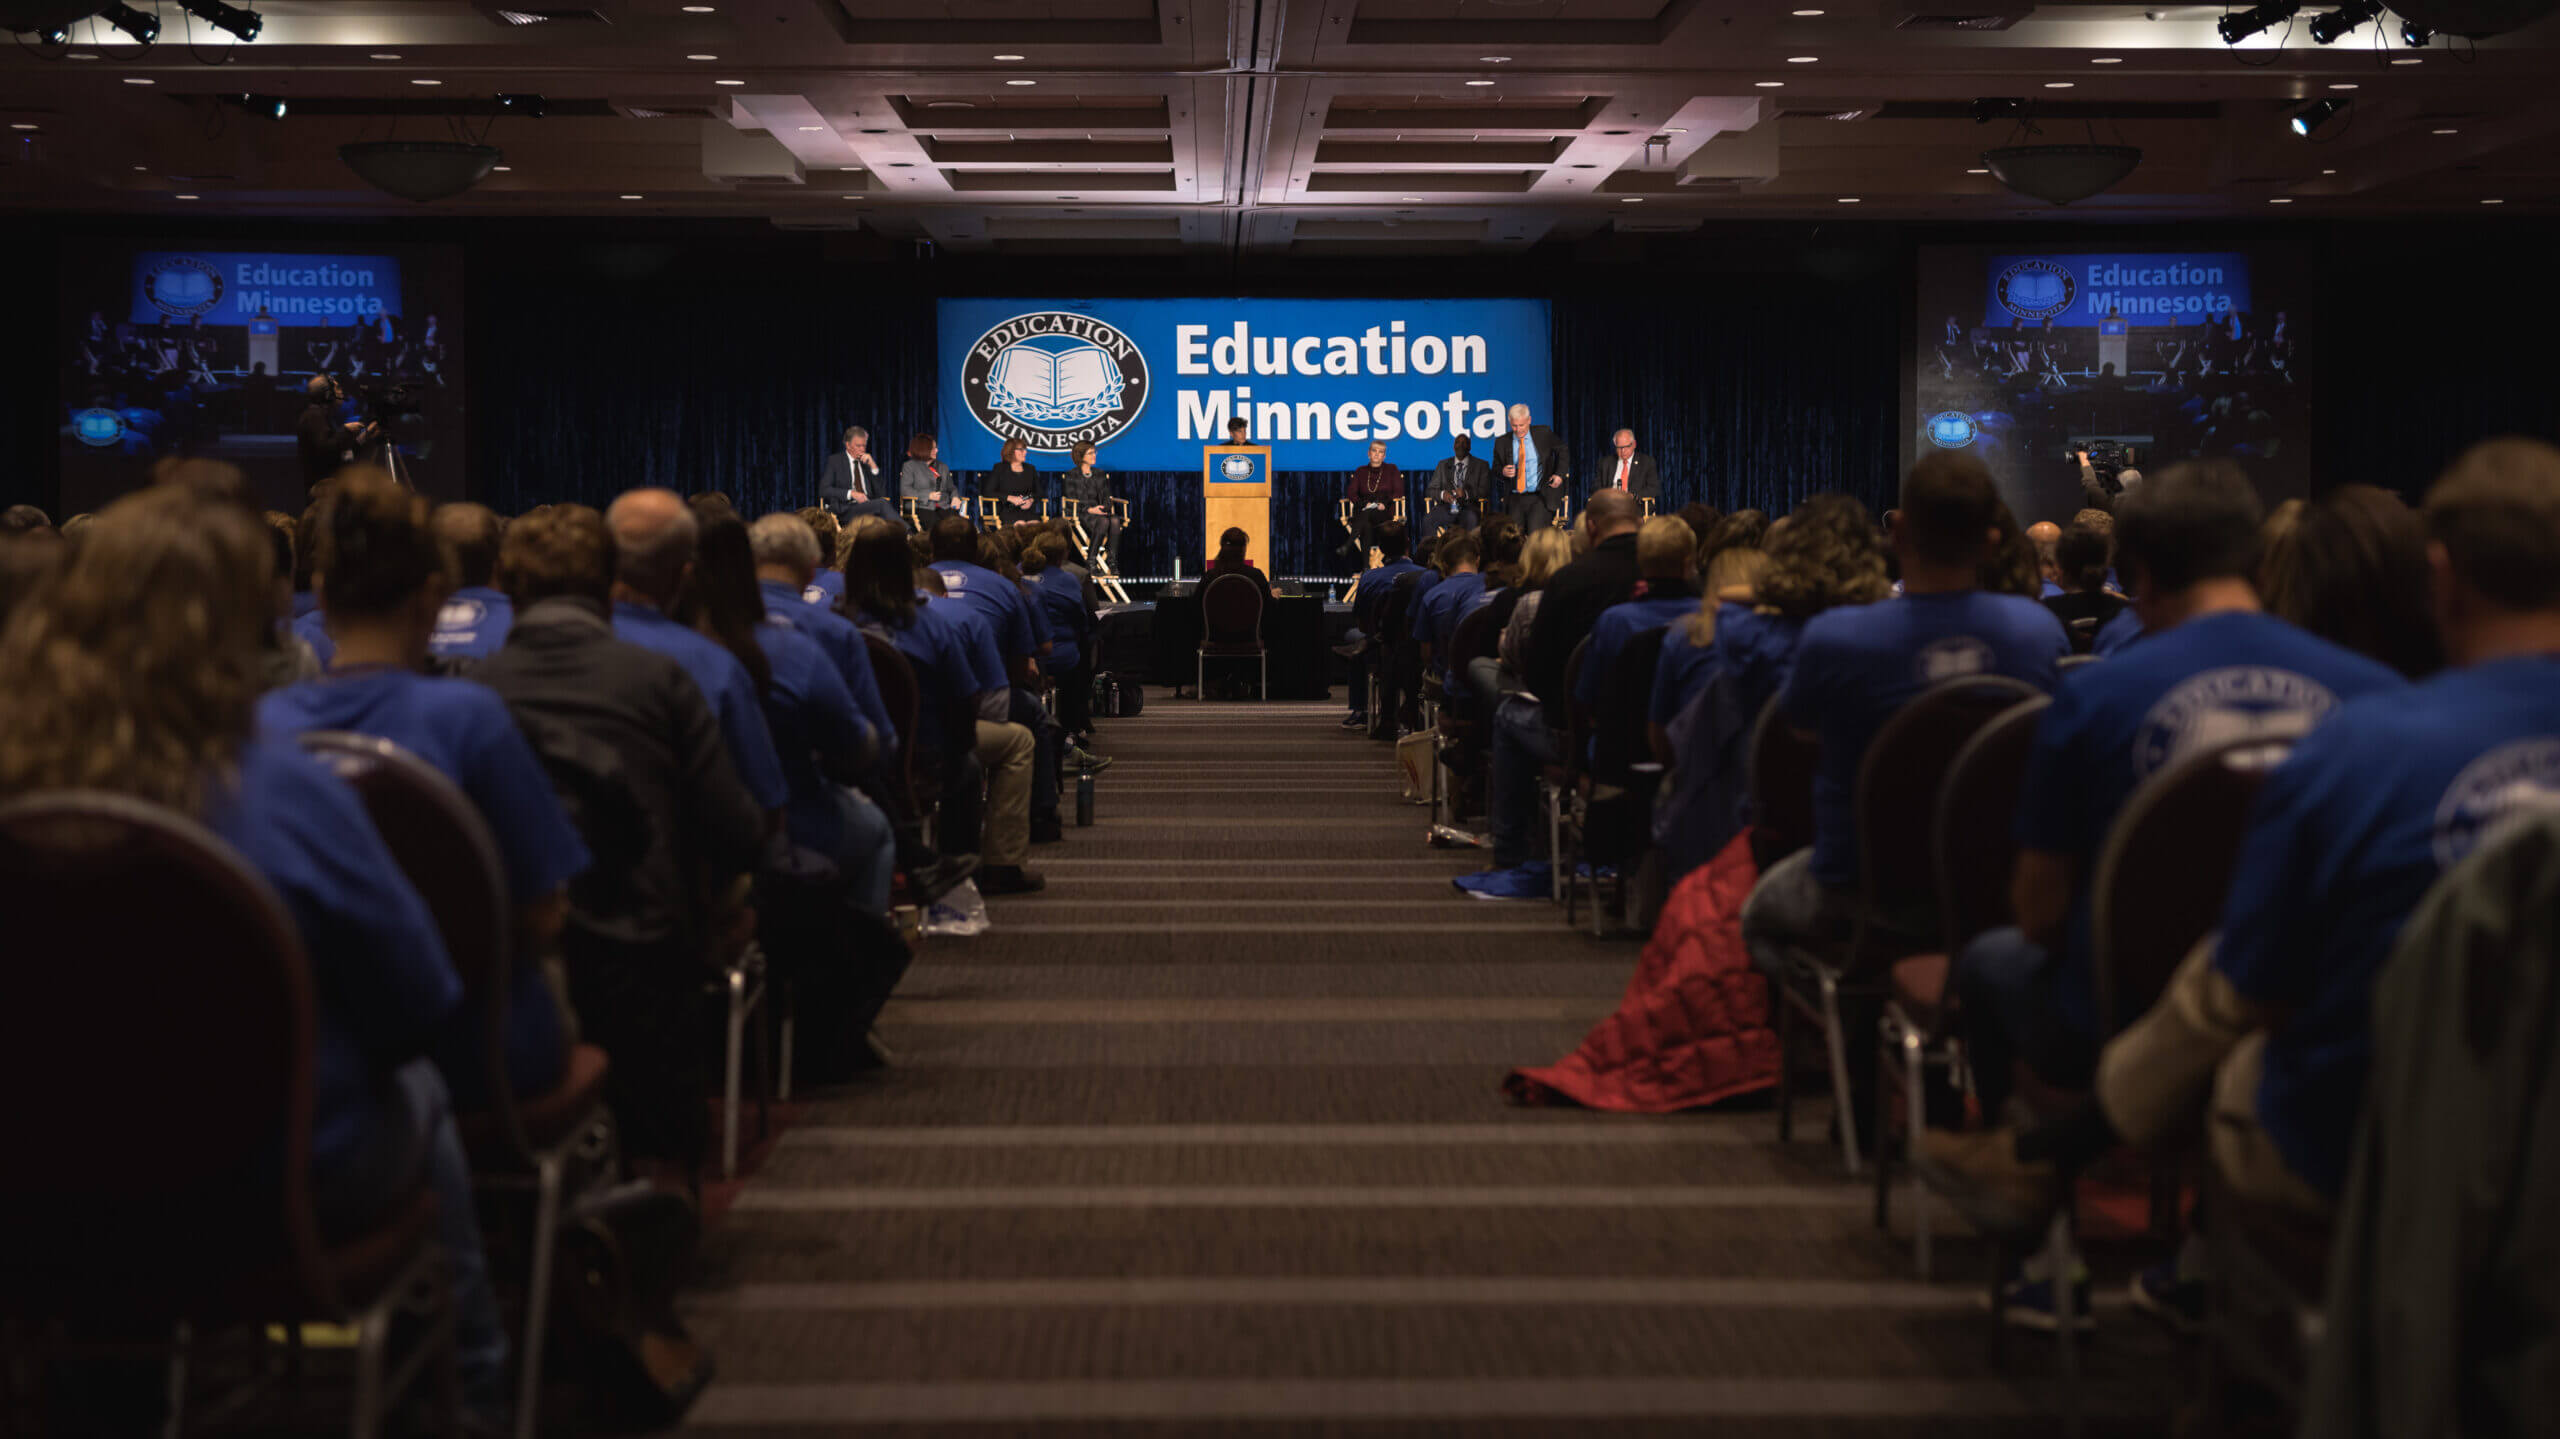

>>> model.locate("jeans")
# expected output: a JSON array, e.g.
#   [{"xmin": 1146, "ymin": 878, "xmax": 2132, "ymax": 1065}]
[
  {"xmin": 1953, "ymin": 926, "xmax": 2097, "ymax": 1120},
  {"xmin": 1488, "ymin": 693, "xmax": 1558, "ymax": 868},
  {"xmin": 1009, "ymin": 688, "xmax": 1061, "ymax": 826},
  {"xmin": 1739, "ymin": 848, "xmax": 1855, "ymax": 978},
  {"xmin": 832, "ymin": 785, "xmax": 896, "ymax": 915},
  {"xmin": 313, "ymin": 1059, "xmax": 508, "ymax": 1413}
]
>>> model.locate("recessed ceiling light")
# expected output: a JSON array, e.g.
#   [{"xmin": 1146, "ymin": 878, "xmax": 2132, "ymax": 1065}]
[
  {"xmin": 2321, "ymin": 167, "xmax": 2336, "ymax": 173},
  {"xmin": 8, "ymin": 123, "xmax": 35, "ymax": 131},
  {"xmin": 411, "ymin": 78, "xmax": 441, "ymax": 85},
  {"xmin": 176, "ymin": 194, "xmax": 199, "ymax": 200},
  {"xmin": 1791, "ymin": 7, "xmax": 1824, "ymax": 13},
  {"xmin": 2328, "ymin": 82, "xmax": 2358, "ymax": 89},
  {"xmin": 123, "ymin": 76, "xmax": 154, "ymax": 84},
  {"xmin": 1401, "ymin": 195, "xmax": 1422, "ymax": 200},
  {"xmin": 2045, "ymin": 81, "xmax": 2075, "ymax": 88},
  {"xmin": 992, "ymin": 53, "xmax": 1024, "ymax": 60},
  {"xmin": 2269, "ymin": 196, "xmax": 2292, "ymax": 203},
  {"xmin": 1966, "ymin": 167, "xmax": 1989, "ymax": 173},
  {"xmin": 681, "ymin": 4, "xmax": 714, "ymax": 10},
  {"xmin": 370, "ymin": 52, "xmax": 401, "ymax": 59},
  {"xmin": 492, "ymin": 164, "xmax": 512, "ymax": 171},
  {"xmin": 2390, "ymin": 55, "xmax": 2420, "ymax": 63},
  {"xmin": 715, "ymin": 78, "xmax": 744, "ymax": 85},
  {"xmin": 687, "ymin": 53, "xmax": 716, "ymax": 59},
  {"xmin": 1465, "ymin": 79, "xmax": 1496, "ymax": 85},
  {"xmin": 1755, "ymin": 80, "xmax": 1785, "ymax": 87},
  {"xmin": 132, "ymin": 163, "xmax": 147, "ymax": 170},
  {"xmin": 2482, "ymin": 197, "xmax": 2504, "ymax": 204},
  {"xmin": 2433, "ymin": 127, "xmax": 2458, "ymax": 134},
  {"xmin": 620, "ymin": 193, "xmax": 642, "ymax": 199},
  {"xmin": 1622, "ymin": 196, "xmax": 1644, "ymax": 202},
  {"xmin": 1787, "ymin": 54, "xmax": 1818, "ymax": 62},
  {"xmin": 2091, "ymin": 55, "xmax": 2122, "ymax": 62},
  {"xmin": 1005, "ymin": 78, "xmax": 1037, "ymax": 85},
  {"xmin": 1480, "ymin": 54, "xmax": 1512, "ymax": 61}
]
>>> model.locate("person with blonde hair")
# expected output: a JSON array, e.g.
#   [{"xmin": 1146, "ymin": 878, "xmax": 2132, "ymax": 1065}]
[
  {"xmin": 1569, "ymin": 514, "xmax": 1701, "ymax": 715},
  {"xmin": 0, "ymin": 486, "xmax": 515, "ymax": 1420}
]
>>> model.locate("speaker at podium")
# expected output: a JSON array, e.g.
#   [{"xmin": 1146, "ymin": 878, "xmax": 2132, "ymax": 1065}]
[{"xmin": 1202, "ymin": 444, "xmax": 1272, "ymax": 573}]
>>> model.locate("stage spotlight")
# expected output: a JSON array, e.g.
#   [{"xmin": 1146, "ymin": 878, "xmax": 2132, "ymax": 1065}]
[
  {"xmin": 2400, "ymin": 16, "xmax": 2435, "ymax": 41},
  {"xmin": 2307, "ymin": 0, "xmax": 2384, "ymax": 42},
  {"xmin": 225, "ymin": 92, "xmax": 286, "ymax": 119},
  {"xmin": 99, "ymin": 1, "xmax": 160, "ymax": 43},
  {"xmin": 2217, "ymin": 0, "xmax": 2301, "ymax": 42},
  {"xmin": 494, "ymin": 91, "xmax": 547, "ymax": 118},
  {"xmin": 33, "ymin": 23, "xmax": 69, "ymax": 43},
  {"xmin": 2290, "ymin": 97, "xmax": 2351, "ymax": 134},
  {"xmin": 173, "ymin": 0, "xmax": 261, "ymax": 41}
]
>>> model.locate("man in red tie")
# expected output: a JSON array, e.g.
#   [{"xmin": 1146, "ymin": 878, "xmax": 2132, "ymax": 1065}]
[{"xmin": 1599, "ymin": 428, "xmax": 1659, "ymax": 508}]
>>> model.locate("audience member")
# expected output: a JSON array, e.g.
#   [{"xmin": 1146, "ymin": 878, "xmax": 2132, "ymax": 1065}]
[
  {"xmin": 603, "ymin": 489, "xmax": 789, "ymax": 817},
  {"xmin": 1411, "ymin": 528, "xmax": 1485, "ymax": 690},
  {"xmin": 471, "ymin": 504, "xmax": 766, "ymax": 1162},
  {"xmin": 1572, "ymin": 515, "xmax": 1701, "ymax": 717},
  {"xmin": 2259, "ymin": 484, "xmax": 2444, "ymax": 678},
  {"xmin": 2043, "ymin": 524, "xmax": 2128, "ymax": 651},
  {"xmin": 797, "ymin": 508, "xmax": 847, "ymax": 605},
  {"xmin": 0, "ymin": 528, "xmax": 64, "ymax": 630},
  {"xmin": 929, "ymin": 514, "xmax": 1064, "ymax": 842},
  {"xmin": 1343, "ymin": 519, "xmax": 1422, "ymax": 731},
  {"xmin": 1202, "ymin": 526, "xmax": 1274, "ymax": 603},
  {"xmin": 427, "ymin": 501, "xmax": 513, "ymax": 661},
  {"xmin": 1, "ymin": 503, "xmax": 53, "ymax": 534},
  {"xmin": 1022, "ymin": 532, "xmax": 1105, "ymax": 767},
  {"xmin": 2026, "ymin": 519, "xmax": 2063, "ymax": 597},
  {"xmin": 0, "ymin": 487, "xmax": 513, "ymax": 1418},
  {"xmin": 1740, "ymin": 452, "xmax": 2068, "ymax": 976}
]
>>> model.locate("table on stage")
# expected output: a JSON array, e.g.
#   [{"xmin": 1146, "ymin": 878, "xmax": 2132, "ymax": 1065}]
[{"xmin": 1128, "ymin": 593, "xmax": 1346, "ymax": 700}]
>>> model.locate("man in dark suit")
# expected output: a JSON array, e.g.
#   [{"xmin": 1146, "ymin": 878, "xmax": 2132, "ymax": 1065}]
[
  {"xmin": 821, "ymin": 425, "xmax": 894, "ymax": 524},
  {"xmin": 1419, "ymin": 433, "xmax": 1491, "ymax": 548},
  {"xmin": 1491, "ymin": 404, "xmax": 1569, "ymax": 533},
  {"xmin": 1596, "ymin": 428, "xmax": 1659, "ymax": 505}
]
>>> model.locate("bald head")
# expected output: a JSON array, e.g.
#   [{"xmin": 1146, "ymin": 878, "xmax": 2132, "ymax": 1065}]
[
  {"xmin": 1586, "ymin": 487, "xmax": 1642, "ymax": 539},
  {"xmin": 606, "ymin": 487, "xmax": 697, "ymax": 605},
  {"xmin": 2026, "ymin": 521, "xmax": 2062, "ymax": 545}
]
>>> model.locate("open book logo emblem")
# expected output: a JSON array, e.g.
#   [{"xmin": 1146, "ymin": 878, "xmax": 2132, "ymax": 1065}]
[
  {"xmin": 1220, "ymin": 455, "xmax": 1257, "ymax": 480},
  {"xmin": 962, "ymin": 310, "xmax": 1148, "ymax": 454}
]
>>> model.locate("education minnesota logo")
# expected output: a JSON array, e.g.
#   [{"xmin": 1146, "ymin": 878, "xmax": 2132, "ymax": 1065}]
[
  {"xmin": 962, "ymin": 311, "xmax": 1147, "ymax": 454},
  {"xmin": 1996, "ymin": 258, "xmax": 2076, "ymax": 321},
  {"xmin": 1926, "ymin": 411, "xmax": 1977, "ymax": 449},
  {"xmin": 1219, "ymin": 454, "xmax": 1257, "ymax": 480},
  {"xmin": 2433, "ymin": 739, "xmax": 2560, "ymax": 867},
  {"xmin": 2134, "ymin": 667, "xmax": 2333, "ymax": 778},
  {"xmin": 143, "ymin": 255, "xmax": 225, "ymax": 319},
  {"xmin": 1915, "ymin": 636, "xmax": 1995, "ymax": 685}
]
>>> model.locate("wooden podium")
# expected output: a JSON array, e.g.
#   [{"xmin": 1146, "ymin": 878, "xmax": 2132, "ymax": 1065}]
[{"xmin": 1201, "ymin": 445, "xmax": 1272, "ymax": 574}]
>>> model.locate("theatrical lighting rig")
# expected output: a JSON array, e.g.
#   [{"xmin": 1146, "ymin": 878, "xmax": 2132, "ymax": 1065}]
[
  {"xmin": 173, "ymin": 0, "xmax": 261, "ymax": 41},
  {"xmin": 2306, "ymin": 0, "xmax": 2384, "ymax": 43},
  {"xmin": 97, "ymin": 0, "xmax": 158, "ymax": 43},
  {"xmin": 2400, "ymin": 16, "xmax": 2435, "ymax": 41},
  {"xmin": 2290, "ymin": 96, "xmax": 2352, "ymax": 134},
  {"xmin": 225, "ymin": 92, "xmax": 286, "ymax": 119},
  {"xmin": 2217, "ymin": 0, "xmax": 2301, "ymax": 42},
  {"xmin": 494, "ymin": 92, "xmax": 548, "ymax": 118}
]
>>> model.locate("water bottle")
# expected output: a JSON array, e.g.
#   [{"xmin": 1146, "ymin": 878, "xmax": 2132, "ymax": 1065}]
[{"xmin": 1075, "ymin": 769, "xmax": 1096, "ymax": 827}]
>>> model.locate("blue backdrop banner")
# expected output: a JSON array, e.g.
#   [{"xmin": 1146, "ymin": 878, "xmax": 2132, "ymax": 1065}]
[
  {"xmin": 128, "ymin": 251, "xmax": 404, "ymax": 326},
  {"xmin": 936, "ymin": 297, "xmax": 1552, "ymax": 471},
  {"xmin": 1979, "ymin": 252, "xmax": 2250, "ymax": 328}
]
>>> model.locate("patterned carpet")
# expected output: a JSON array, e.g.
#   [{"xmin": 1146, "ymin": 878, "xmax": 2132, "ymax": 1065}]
[{"xmin": 682, "ymin": 699, "xmax": 2180, "ymax": 1436}]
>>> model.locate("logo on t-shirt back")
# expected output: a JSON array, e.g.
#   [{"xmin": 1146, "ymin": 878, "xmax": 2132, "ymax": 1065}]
[
  {"xmin": 936, "ymin": 567, "xmax": 969, "ymax": 594},
  {"xmin": 2433, "ymin": 738, "xmax": 2560, "ymax": 867},
  {"xmin": 802, "ymin": 584, "xmax": 826, "ymax": 605},
  {"xmin": 2134, "ymin": 667, "xmax": 2335, "ymax": 778},
  {"xmin": 434, "ymin": 596, "xmax": 487, "ymax": 641},
  {"xmin": 1914, "ymin": 636, "xmax": 1996, "ymax": 685}
]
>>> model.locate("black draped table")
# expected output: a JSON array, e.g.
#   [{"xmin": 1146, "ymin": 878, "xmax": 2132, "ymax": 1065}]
[{"xmin": 1092, "ymin": 594, "xmax": 1355, "ymax": 700}]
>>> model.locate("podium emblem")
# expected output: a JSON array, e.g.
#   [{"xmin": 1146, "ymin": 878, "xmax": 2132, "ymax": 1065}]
[{"xmin": 1219, "ymin": 454, "xmax": 1258, "ymax": 480}]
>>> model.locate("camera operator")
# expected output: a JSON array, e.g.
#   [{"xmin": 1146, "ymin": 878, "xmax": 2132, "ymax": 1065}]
[{"xmin": 296, "ymin": 374, "xmax": 377, "ymax": 490}]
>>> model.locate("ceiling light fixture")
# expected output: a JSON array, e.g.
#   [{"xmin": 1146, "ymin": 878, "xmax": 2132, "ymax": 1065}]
[
  {"xmin": 2329, "ymin": 81, "xmax": 2358, "ymax": 88},
  {"xmin": 1621, "ymin": 196, "xmax": 1644, "ymax": 202},
  {"xmin": 1981, "ymin": 142, "xmax": 2142, "ymax": 203},
  {"xmin": 687, "ymin": 52, "xmax": 715, "ymax": 59},
  {"xmin": 496, "ymin": 92, "xmax": 546, "ymax": 117},
  {"xmin": 492, "ymin": 164, "xmax": 511, "ymax": 171},
  {"xmin": 620, "ymin": 193, "xmax": 642, "ymax": 199},
  {"xmin": 2482, "ymin": 197, "xmax": 2503, "ymax": 204},
  {"xmin": 371, "ymin": 52, "xmax": 400, "ymax": 59},
  {"xmin": 172, "ymin": 0, "xmax": 262, "ymax": 42},
  {"xmin": 2217, "ymin": 0, "xmax": 2300, "ymax": 44},
  {"xmin": 1786, "ymin": 54, "xmax": 1818, "ymax": 62},
  {"xmin": 2289, "ymin": 97, "xmax": 2349, "ymax": 134},
  {"xmin": 1480, "ymin": 54, "xmax": 1512, "ymax": 61},
  {"xmin": 2045, "ymin": 81, "xmax": 2075, "ymax": 88},
  {"xmin": 122, "ymin": 76, "xmax": 154, "ymax": 84},
  {"xmin": 1755, "ymin": 80, "xmax": 1784, "ymax": 87},
  {"xmin": 226, "ymin": 92, "xmax": 286, "ymax": 119},
  {"xmin": 2091, "ymin": 55, "xmax": 2123, "ymax": 62},
  {"xmin": 411, "ymin": 77, "xmax": 441, "ymax": 85},
  {"xmin": 797, "ymin": 124, "xmax": 824, "ymax": 130},
  {"xmin": 175, "ymin": 193, "xmax": 197, "ymax": 199},
  {"xmin": 1836, "ymin": 195, "xmax": 1860, "ymax": 202},
  {"xmin": 2306, "ymin": 0, "xmax": 2382, "ymax": 43},
  {"xmin": 2321, "ymin": 166, "xmax": 2336, "ymax": 172},
  {"xmin": 2269, "ymin": 196, "xmax": 2293, "ymax": 203},
  {"xmin": 8, "ymin": 123, "xmax": 37, "ymax": 131},
  {"xmin": 2431, "ymin": 126, "xmax": 2458, "ymax": 133},
  {"xmin": 1791, "ymin": 7, "xmax": 1825, "ymax": 13},
  {"xmin": 681, "ymin": 4, "xmax": 714, "ymax": 10},
  {"xmin": 1401, "ymin": 195, "xmax": 1421, "ymax": 200},
  {"xmin": 1966, "ymin": 166, "xmax": 1989, "ymax": 173},
  {"xmin": 715, "ymin": 78, "xmax": 743, "ymax": 85},
  {"xmin": 341, "ymin": 140, "xmax": 501, "ymax": 200},
  {"xmin": 1465, "ymin": 79, "xmax": 1496, "ymax": 85},
  {"xmin": 993, "ymin": 53, "xmax": 1024, "ymax": 60},
  {"xmin": 99, "ymin": 2, "xmax": 160, "ymax": 44},
  {"xmin": 2399, "ymin": 18, "xmax": 2433, "ymax": 43}
]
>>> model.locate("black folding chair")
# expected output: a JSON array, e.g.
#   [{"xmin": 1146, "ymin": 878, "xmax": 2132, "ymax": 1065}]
[{"xmin": 1197, "ymin": 571, "xmax": 1268, "ymax": 700}]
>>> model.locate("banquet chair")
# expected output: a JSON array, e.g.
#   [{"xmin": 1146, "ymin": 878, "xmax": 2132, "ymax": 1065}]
[{"xmin": 1197, "ymin": 571, "xmax": 1268, "ymax": 700}]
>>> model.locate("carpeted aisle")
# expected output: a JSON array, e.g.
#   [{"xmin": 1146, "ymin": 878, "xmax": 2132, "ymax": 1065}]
[{"xmin": 681, "ymin": 697, "xmax": 2175, "ymax": 1436}]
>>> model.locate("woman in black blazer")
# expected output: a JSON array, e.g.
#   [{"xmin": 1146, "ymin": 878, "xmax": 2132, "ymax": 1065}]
[
  {"xmin": 1060, "ymin": 441, "xmax": 1121, "ymax": 567},
  {"xmin": 987, "ymin": 439, "xmax": 1043, "ymax": 527}
]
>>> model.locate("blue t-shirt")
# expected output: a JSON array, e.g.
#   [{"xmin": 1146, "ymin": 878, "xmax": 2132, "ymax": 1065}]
[
  {"xmin": 2215, "ymin": 654, "xmax": 2560, "ymax": 1197},
  {"xmin": 2092, "ymin": 606, "xmax": 2146, "ymax": 657},
  {"xmin": 2013, "ymin": 610, "xmax": 2406, "ymax": 1036},
  {"xmin": 1412, "ymin": 571, "xmax": 1486, "ymax": 680},
  {"xmin": 291, "ymin": 608, "xmax": 335, "ymax": 668},
  {"xmin": 1032, "ymin": 566, "xmax": 1092, "ymax": 672},
  {"xmin": 931, "ymin": 559, "xmax": 1040, "ymax": 666},
  {"xmin": 751, "ymin": 620, "xmax": 873, "ymax": 861},
  {"xmin": 890, "ymin": 595, "xmax": 1005, "ymax": 746},
  {"xmin": 805, "ymin": 569, "xmax": 847, "ymax": 606},
  {"xmin": 204, "ymin": 739, "xmax": 460, "ymax": 1170},
  {"xmin": 611, "ymin": 601, "xmax": 789, "ymax": 810},
  {"xmin": 291, "ymin": 590, "xmax": 321, "ymax": 622},
  {"xmin": 759, "ymin": 578, "xmax": 892, "ymax": 744},
  {"xmin": 1575, "ymin": 586, "xmax": 1697, "ymax": 711},
  {"xmin": 1353, "ymin": 557, "xmax": 1422, "ymax": 631},
  {"xmin": 256, "ymin": 668, "xmax": 591, "ymax": 1106},
  {"xmin": 1780, "ymin": 590, "xmax": 2069, "ymax": 886},
  {"xmin": 428, "ymin": 584, "xmax": 514, "ymax": 661}
]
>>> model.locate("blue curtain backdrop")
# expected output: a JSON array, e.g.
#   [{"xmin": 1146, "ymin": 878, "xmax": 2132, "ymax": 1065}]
[{"xmin": 469, "ymin": 269, "xmax": 1902, "ymax": 578}]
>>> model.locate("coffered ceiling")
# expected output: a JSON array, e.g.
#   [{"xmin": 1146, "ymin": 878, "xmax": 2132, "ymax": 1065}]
[{"xmin": 3, "ymin": 0, "xmax": 2555, "ymax": 250}]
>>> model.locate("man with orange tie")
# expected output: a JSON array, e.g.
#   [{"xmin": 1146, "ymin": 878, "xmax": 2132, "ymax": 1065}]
[
  {"xmin": 1492, "ymin": 403, "xmax": 1569, "ymax": 534},
  {"xmin": 1598, "ymin": 428, "xmax": 1659, "ymax": 508}
]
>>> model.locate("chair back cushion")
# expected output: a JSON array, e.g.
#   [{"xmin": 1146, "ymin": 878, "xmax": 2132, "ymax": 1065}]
[
  {"xmin": 0, "ymin": 792, "xmax": 316, "ymax": 1292},
  {"xmin": 1855, "ymin": 676, "xmax": 2045, "ymax": 913},
  {"xmin": 1200, "ymin": 572, "xmax": 1265, "ymax": 643},
  {"xmin": 2090, "ymin": 734, "xmax": 2289, "ymax": 1033},
  {"xmin": 1449, "ymin": 600, "xmax": 1501, "ymax": 667},
  {"xmin": 1933, "ymin": 695, "xmax": 2050, "ymax": 952},
  {"xmin": 1745, "ymin": 693, "xmax": 1820, "ymax": 858},
  {"xmin": 298, "ymin": 732, "xmax": 510, "ymax": 1001},
  {"xmin": 1590, "ymin": 626, "xmax": 1671, "ymax": 784}
]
